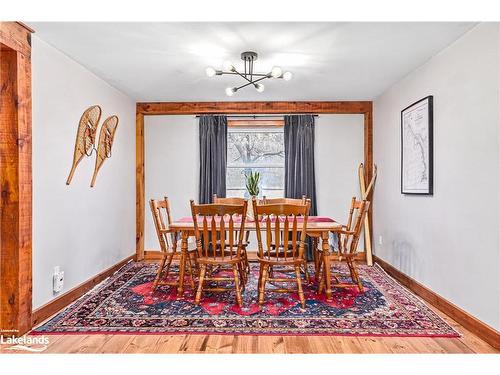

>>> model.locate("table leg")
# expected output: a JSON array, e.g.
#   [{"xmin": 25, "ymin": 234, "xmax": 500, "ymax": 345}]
[
  {"xmin": 321, "ymin": 231, "xmax": 333, "ymax": 301},
  {"xmin": 177, "ymin": 230, "xmax": 188, "ymax": 298}
]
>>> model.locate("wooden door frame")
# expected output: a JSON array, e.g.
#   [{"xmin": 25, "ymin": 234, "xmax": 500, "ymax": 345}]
[
  {"xmin": 135, "ymin": 101, "xmax": 373, "ymax": 261},
  {"xmin": 0, "ymin": 22, "xmax": 34, "ymax": 336}
]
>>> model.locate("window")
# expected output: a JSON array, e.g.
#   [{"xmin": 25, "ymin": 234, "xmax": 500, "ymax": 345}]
[{"xmin": 226, "ymin": 126, "xmax": 284, "ymax": 198}]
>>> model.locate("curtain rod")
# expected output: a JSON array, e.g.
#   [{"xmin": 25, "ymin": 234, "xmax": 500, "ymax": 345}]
[{"xmin": 195, "ymin": 114, "xmax": 319, "ymax": 118}]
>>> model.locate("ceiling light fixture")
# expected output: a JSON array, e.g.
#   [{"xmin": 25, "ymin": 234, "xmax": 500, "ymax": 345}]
[{"xmin": 205, "ymin": 51, "xmax": 292, "ymax": 96}]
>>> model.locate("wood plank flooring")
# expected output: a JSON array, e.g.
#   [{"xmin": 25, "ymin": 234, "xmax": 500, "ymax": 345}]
[{"xmin": 0, "ymin": 302, "xmax": 497, "ymax": 354}]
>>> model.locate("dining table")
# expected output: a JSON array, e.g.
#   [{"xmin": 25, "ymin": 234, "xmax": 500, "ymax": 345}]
[{"xmin": 169, "ymin": 216, "xmax": 343, "ymax": 301}]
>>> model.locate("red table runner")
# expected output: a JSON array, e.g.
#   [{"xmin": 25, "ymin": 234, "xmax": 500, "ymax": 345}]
[{"xmin": 176, "ymin": 216, "xmax": 335, "ymax": 223}]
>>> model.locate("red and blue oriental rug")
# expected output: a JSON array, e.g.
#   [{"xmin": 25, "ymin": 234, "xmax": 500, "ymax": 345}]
[{"xmin": 33, "ymin": 262, "xmax": 459, "ymax": 337}]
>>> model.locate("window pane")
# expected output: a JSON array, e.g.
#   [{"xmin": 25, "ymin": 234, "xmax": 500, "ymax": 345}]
[
  {"xmin": 226, "ymin": 127, "xmax": 285, "ymax": 197},
  {"xmin": 227, "ymin": 167, "xmax": 284, "ymax": 190},
  {"xmin": 227, "ymin": 131, "xmax": 284, "ymax": 166}
]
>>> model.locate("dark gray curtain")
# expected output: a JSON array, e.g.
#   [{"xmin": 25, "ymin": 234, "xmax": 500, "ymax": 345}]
[
  {"xmin": 284, "ymin": 115, "xmax": 317, "ymax": 260},
  {"xmin": 198, "ymin": 115, "xmax": 227, "ymax": 204}
]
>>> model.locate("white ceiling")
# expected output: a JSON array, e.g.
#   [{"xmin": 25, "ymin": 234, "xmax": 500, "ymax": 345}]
[{"xmin": 29, "ymin": 22, "xmax": 475, "ymax": 101}]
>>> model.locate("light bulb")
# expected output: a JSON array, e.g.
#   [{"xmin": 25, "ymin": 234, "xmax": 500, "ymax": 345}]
[
  {"xmin": 205, "ymin": 67, "xmax": 216, "ymax": 77},
  {"xmin": 225, "ymin": 87, "xmax": 237, "ymax": 96},
  {"xmin": 270, "ymin": 66, "xmax": 282, "ymax": 78},
  {"xmin": 283, "ymin": 71, "xmax": 293, "ymax": 81},
  {"xmin": 223, "ymin": 61, "xmax": 234, "ymax": 71},
  {"xmin": 255, "ymin": 83, "xmax": 265, "ymax": 93}
]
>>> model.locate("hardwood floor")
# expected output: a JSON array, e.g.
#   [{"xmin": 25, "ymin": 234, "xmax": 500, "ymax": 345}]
[
  {"xmin": 1, "ymin": 258, "xmax": 497, "ymax": 354},
  {"xmin": 0, "ymin": 302, "xmax": 497, "ymax": 354}
]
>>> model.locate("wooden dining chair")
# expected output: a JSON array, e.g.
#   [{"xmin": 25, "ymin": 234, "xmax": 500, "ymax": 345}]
[
  {"xmin": 253, "ymin": 197, "xmax": 311, "ymax": 308},
  {"xmin": 213, "ymin": 194, "xmax": 251, "ymax": 274},
  {"xmin": 317, "ymin": 197, "xmax": 370, "ymax": 294},
  {"xmin": 191, "ymin": 200, "xmax": 248, "ymax": 307},
  {"xmin": 149, "ymin": 197, "xmax": 198, "ymax": 292},
  {"xmin": 259, "ymin": 195, "xmax": 311, "ymax": 281},
  {"xmin": 261, "ymin": 195, "xmax": 306, "ymax": 205}
]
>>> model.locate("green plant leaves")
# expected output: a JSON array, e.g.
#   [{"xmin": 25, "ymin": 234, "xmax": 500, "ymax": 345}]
[{"xmin": 244, "ymin": 170, "xmax": 260, "ymax": 196}]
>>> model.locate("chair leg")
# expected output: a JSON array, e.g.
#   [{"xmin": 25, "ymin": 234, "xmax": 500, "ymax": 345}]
[
  {"xmin": 195, "ymin": 264, "xmax": 206, "ymax": 305},
  {"xmin": 312, "ymin": 238, "xmax": 319, "ymax": 275},
  {"xmin": 243, "ymin": 249, "xmax": 250, "ymax": 274},
  {"xmin": 348, "ymin": 259, "xmax": 364, "ymax": 293},
  {"xmin": 303, "ymin": 258, "xmax": 310, "ymax": 283},
  {"xmin": 233, "ymin": 264, "xmax": 243, "ymax": 308},
  {"xmin": 186, "ymin": 252, "xmax": 196, "ymax": 290},
  {"xmin": 257, "ymin": 262, "xmax": 264, "ymax": 293},
  {"xmin": 317, "ymin": 255, "xmax": 324, "ymax": 294},
  {"xmin": 295, "ymin": 265, "xmax": 306, "ymax": 309},
  {"xmin": 238, "ymin": 262, "xmax": 246, "ymax": 292},
  {"xmin": 323, "ymin": 255, "xmax": 333, "ymax": 301},
  {"xmin": 152, "ymin": 255, "xmax": 168, "ymax": 291},
  {"xmin": 258, "ymin": 264, "xmax": 268, "ymax": 306},
  {"xmin": 164, "ymin": 253, "xmax": 174, "ymax": 280}
]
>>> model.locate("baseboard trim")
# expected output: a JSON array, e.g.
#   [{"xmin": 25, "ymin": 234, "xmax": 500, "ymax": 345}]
[
  {"xmin": 373, "ymin": 255, "xmax": 500, "ymax": 350},
  {"xmin": 32, "ymin": 254, "xmax": 136, "ymax": 327}
]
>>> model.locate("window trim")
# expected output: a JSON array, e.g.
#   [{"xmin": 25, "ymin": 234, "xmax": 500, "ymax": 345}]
[{"xmin": 227, "ymin": 119, "xmax": 284, "ymax": 128}]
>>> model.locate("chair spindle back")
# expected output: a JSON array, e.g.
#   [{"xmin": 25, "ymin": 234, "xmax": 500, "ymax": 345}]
[
  {"xmin": 341, "ymin": 198, "xmax": 370, "ymax": 254},
  {"xmin": 149, "ymin": 197, "xmax": 176, "ymax": 253},
  {"xmin": 260, "ymin": 195, "xmax": 307, "ymax": 205},
  {"xmin": 190, "ymin": 200, "xmax": 248, "ymax": 260},
  {"xmin": 252, "ymin": 197, "xmax": 311, "ymax": 261},
  {"xmin": 213, "ymin": 194, "xmax": 247, "ymax": 205}
]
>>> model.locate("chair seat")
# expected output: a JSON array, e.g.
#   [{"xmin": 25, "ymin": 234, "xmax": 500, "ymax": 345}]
[
  {"xmin": 265, "ymin": 246, "xmax": 304, "ymax": 258},
  {"xmin": 257, "ymin": 256, "xmax": 303, "ymax": 266}
]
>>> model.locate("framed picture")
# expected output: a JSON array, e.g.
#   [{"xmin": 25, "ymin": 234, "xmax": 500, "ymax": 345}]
[{"xmin": 401, "ymin": 96, "xmax": 433, "ymax": 195}]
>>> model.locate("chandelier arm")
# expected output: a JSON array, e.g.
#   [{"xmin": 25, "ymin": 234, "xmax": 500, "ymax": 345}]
[
  {"xmin": 235, "ymin": 75, "xmax": 268, "ymax": 90},
  {"xmin": 221, "ymin": 71, "xmax": 268, "ymax": 77},
  {"xmin": 232, "ymin": 69, "xmax": 254, "ymax": 84}
]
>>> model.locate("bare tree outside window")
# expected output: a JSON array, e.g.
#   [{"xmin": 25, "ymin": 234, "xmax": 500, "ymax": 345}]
[{"xmin": 226, "ymin": 128, "xmax": 284, "ymax": 198}]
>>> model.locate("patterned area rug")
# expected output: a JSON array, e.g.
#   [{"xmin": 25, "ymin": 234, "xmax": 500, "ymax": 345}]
[{"xmin": 33, "ymin": 262, "xmax": 459, "ymax": 337}]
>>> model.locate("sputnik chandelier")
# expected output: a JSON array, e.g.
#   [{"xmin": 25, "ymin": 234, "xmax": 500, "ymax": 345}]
[{"xmin": 205, "ymin": 51, "xmax": 293, "ymax": 96}]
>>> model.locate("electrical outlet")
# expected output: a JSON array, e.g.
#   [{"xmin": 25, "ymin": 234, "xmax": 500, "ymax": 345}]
[
  {"xmin": 53, "ymin": 267, "xmax": 64, "ymax": 293},
  {"xmin": 378, "ymin": 235, "xmax": 383, "ymax": 245}
]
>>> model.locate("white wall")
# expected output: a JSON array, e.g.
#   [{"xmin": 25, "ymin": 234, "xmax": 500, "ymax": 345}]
[
  {"xmin": 373, "ymin": 23, "xmax": 500, "ymax": 330},
  {"xmin": 144, "ymin": 114, "xmax": 364, "ymax": 251},
  {"xmin": 32, "ymin": 36, "xmax": 136, "ymax": 308},
  {"xmin": 316, "ymin": 115, "xmax": 365, "ymax": 225},
  {"xmin": 144, "ymin": 116, "xmax": 199, "ymax": 250}
]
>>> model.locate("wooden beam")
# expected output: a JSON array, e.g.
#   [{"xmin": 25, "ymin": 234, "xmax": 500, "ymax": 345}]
[
  {"xmin": 136, "ymin": 112, "xmax": 145, "ymax": 260},
  {"xmin": 0, "ymin": 22, "xmax": 33, "ymax": 337},
  {"xmin": 374, "ymin": 256, "xmax": 500, "ymax": 350},
  {"xmin": 137, "ymin": 101, "xmax": 372, "ymax": 115},
  {"xmin": 0, "ymin": 22, "xmax": 32, "ymax": 58},
  {"xmin": 136, "ymin": 101, "xmax": 373, "ymax": 263},
  {"xmin": 363, "ymin": 106, "xmax": 374, "ymax": 265}
]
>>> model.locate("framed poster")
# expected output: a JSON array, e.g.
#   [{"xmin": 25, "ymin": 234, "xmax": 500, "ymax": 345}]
[{"xmin": 401, "ymin": 96, "xmax": 433, "ymax": 195}]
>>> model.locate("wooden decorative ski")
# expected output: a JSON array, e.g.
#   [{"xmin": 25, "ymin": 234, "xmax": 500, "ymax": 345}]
[
  {"xmin": 359, "ymin": 162, "xmax": 377, "ymax": 266},
  {"xmin": 90, "ymin": 115, "xmax": 119, "ymax": 187},
  {"xmin": 66, "ymin": 105, "xmax": 102, "ymax": 185}
]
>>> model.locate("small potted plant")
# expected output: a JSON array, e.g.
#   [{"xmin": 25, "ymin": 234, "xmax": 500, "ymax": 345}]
[{"xmin": 244, "ymin": 170, "xmax": 260, "ymax": 219}]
